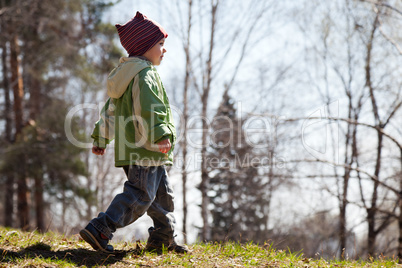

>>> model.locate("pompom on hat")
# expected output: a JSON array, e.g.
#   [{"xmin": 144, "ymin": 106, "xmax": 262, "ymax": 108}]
[{"xmin": 115, "ymin": 11, "xmax": 168, "ymax": 57}]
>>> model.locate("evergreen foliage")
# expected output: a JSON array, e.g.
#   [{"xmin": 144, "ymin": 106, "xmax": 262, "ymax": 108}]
[{"xmin": 208, "ymin": 90, "xmax": 270, "ymax": 243}]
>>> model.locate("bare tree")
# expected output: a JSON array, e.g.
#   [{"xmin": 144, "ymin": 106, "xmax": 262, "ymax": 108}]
[
  {"xmin": 292, "ymin": 0, "xmax": 402, "ymax": 258},
  {"xmin": 360, "ymin": 1, "xmax": 402, "ymax": 257},
  {"xmin": 181, "ymin": 0, "xmax": 193, "ymax": 244}
]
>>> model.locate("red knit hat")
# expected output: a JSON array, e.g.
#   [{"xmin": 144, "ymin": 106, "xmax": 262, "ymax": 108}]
[{"xmin": 115, "ymin": 11, "xmax": 168, "ymax": 57}]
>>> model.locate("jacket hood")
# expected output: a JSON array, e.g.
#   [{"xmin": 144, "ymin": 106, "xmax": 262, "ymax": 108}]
[{"xmin": 107, "ymin": 57, "xmax": 152, "ymax": 99}]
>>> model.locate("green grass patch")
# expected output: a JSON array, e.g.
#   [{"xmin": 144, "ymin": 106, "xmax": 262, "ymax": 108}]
[{"xmin": 0, "ymin": 226, "xmax": 400, "ymax": 267}]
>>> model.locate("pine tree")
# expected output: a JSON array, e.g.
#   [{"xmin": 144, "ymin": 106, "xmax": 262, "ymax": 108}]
[{"xmin": 208, "ymin": 90, "xmax": 269, "ymax": 243}]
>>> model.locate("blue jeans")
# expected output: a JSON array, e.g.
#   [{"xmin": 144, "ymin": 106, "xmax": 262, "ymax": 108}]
[{"xmin": 90, "ymin": 165, "xmax": 176, "ymax": 242}]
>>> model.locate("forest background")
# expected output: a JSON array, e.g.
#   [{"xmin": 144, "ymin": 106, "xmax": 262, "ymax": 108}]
[{"xmin": 0, "ymin": 0, "xmax": 401, "ymax": 260}]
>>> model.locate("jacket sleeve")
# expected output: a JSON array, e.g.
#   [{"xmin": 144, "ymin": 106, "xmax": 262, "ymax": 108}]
[
  {"xmin": 138, "ymin": 72, "xmax": 172, "ymax": 144},
  {"xmin": 91, "ymin": 98, "xmax": 115, "ymax": 148}
]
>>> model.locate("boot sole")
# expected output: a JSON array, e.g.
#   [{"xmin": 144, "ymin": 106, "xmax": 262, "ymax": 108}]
[{"xmin": 79, "ymin": 229, "xmax": 113, "ymax": 254}]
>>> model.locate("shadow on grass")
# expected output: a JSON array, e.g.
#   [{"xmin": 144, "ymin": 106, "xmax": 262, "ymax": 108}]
[{"xmin": 0, "ymin": 242, "xmax": 143, "ymax": 267}]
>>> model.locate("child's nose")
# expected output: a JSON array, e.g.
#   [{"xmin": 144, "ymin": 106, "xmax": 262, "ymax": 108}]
[{"xmin": 163, "ymin": 48, "xmax": 167, "ymax": 53}]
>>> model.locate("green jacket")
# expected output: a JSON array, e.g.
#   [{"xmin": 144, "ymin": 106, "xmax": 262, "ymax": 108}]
[{"xmin": 91, "ymin": 57, "xmax": 176, "ymax": 167}]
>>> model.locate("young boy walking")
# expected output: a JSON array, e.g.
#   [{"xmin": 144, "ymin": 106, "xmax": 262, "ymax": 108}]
[{"xmin": 79, "ymin": 11, "xmax": 188, "ymax": 254}]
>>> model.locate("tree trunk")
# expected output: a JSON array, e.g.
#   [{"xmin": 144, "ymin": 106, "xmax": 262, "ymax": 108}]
[
  {"xmin": 1, "ymin": 35, "xmax": 14, "ymax": 228},
  {"xmin": 181, "ymin": 139, "xmax": 188, "ymax": 244},
  {"xmin": 367, "ymin": 131, "xmax": 383, "ymax": 256},
  {"xmin": 34, "ymin": 175, "xmax": 45, "ymax": 232},
  {"xmin": 200, "ymin": 119, "xmax": 210, "ymax": 241},
  {"xmin": 1, "ymin": 39, "xmax": 12, "ymax": 142},
  {"xmin": 10, "ymin": 33, "xmax": 29, "ymax": 230},
  {"xmin": 180, "ymin": 0, "xmax": 193, "ymax": 244},
  {"xmin": 199, "ymin": 0, "xmax": 218, "ymax": 242},
  {"xmin": 365, "ymin": 14, "xmax": 380, "ymax": 257},
  {"xmin": 10, "ymin": 35, "xmax": 24, "ymax": 138},
  {"xmin": 339, "ymin": 188, "xmax": 347, "ymax": 258},
  {"xmin": 398, "ymin": 152, "xmax": 402, "ymax": 261},
  {"xmin": 29, "ymin": 75, "xmax": 46, "ymax": 232},
  {"xmin": 339, "ymin": 140, "xmax": 351, "ymax": 257}
]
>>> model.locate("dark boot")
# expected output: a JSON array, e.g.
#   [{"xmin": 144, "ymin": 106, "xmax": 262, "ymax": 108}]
[
  {"xmin": 145, "ymin": 239, "xmax": 189, "ymax": 254},
  {"xmin": 79, "ymin": 223, "xmax": 114, "ymax": 254},
  {"xmin": 145, "ymin": 227, "xmax": 189, "ymax": 254}
]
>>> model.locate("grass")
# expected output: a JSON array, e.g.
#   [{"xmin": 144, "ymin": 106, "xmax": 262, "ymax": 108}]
[{"xmin": 0, "ymin": 227, "xmax": 400, "ymax": 267}]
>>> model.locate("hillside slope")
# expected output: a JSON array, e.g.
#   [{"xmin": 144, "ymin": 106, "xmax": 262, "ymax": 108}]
[{"xmin": 0, "ymin": 227, "xmax": 400, "ymax": 267}]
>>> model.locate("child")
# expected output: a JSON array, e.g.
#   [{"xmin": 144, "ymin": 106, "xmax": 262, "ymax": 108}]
[{"xmin": 79, "ymin": 11, "xmax": 188, "ymax": 254}]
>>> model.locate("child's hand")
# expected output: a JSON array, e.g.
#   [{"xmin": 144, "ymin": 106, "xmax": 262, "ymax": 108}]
[
  {"xmin": 92, "ymin": 146, "xmax": 106, "ymax": 156},
  {"xmin": 157, "ymin": 139, "xmax": 171, "ymax": 154}
]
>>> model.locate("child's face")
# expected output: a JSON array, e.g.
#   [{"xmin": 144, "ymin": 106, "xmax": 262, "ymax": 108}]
[{"xmin": 142, "ymin": 38, "xmax": 167, "ymax": 66}]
